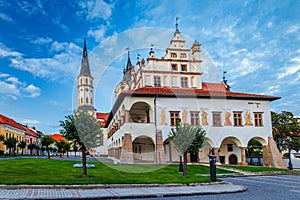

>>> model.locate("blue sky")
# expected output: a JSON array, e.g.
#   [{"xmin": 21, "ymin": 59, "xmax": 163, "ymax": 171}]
[{"xmin": 0, "ymin": 0, "xmax": 299, "ymax": 134}]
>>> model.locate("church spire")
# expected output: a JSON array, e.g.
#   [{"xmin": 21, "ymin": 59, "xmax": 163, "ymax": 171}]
[{"xmin": 80, "ymin": 38, "xmax": 91, "ymax": 77}]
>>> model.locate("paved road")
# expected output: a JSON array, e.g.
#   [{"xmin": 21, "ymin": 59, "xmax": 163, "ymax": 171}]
[{"xmin": 131, "ymin": 175, "xmax": 300, "ymax": 200}]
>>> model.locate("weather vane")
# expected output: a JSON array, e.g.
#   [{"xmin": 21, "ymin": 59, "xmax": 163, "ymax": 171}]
[
  {"xmin": 150, "ymin": 43, "xmax": 154, "ymax": 51},
  {"xmin": 223, "ymin": 71, "xmax": 227, "ymax": 81},
  {"xmin": 126, "ymin": 47, "xmax": 130, "ymax": 56},
  {"xmin": 176, "ymin": 17, "xmax": 180, "ymax": 30}
]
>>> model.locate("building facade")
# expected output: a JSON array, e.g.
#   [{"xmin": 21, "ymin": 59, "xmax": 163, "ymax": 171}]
[{"xmin": 78, "ymin": 28, "xmax": 285, "ymax": 168}]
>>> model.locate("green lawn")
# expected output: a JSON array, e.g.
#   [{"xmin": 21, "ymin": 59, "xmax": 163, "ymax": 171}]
[
  {"xmin": 0, "ymin": 158, "xmax": 234, "ymax": 185},
  {"xmin": 221, "ymin": 165, "xmax": 288, "ymax": 173}
]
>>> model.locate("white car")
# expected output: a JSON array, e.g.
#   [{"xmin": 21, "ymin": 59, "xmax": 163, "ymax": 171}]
[{"xmin": 283, "ymin": 151, "xmax": 300, "ymax": 169}]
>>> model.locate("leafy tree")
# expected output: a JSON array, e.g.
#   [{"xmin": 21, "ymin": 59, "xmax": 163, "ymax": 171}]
[
  {"xmin": 17, "ymin": 141, "xmax": 26, "ymax": 155},
  {"xmin": 272, "ymin": 111, "xmax": 300, "ymax": 152},
  {"xmin": 55, "ymin": 140, "xmax": 65, "ymax": 157},
  {"xmin": 73, "ymin": 143, "xmax": 78, "ymax": 157},
  {"xmin": 60, "ymin": 110, "xmax": 102, "ymax": 177},
  {"xmin": 41, "ymin": 147, "xmax": 46, "ymax": 155},
  {"xmin": 0, "ymin": 135, "xmax": 4, "ymax": 141},
  {"xmin": 41, "ymin": 135, "xmax": 55, "ymax": 159},
  {"xmin": 3, "ymin": 137, "xmax": 17, "ymax": 156},
  {"xmin": 169, "ymin": 123, "xmax": 206, "ymax": 177},
  {"xmin": 27, "ymin": 143, "xmax": 36, "ymax": 155},
  {"xmin": 64, "ymin": 142, "xmax": 71, "ymax": 157}
]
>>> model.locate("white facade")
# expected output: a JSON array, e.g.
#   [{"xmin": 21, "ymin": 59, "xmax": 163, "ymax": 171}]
[{"xmin": 92, "ymin": 28, "xmax": 284, "ymax": 167}]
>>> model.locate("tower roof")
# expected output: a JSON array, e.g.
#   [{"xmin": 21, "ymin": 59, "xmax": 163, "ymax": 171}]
[{"xmin": 79, "ymin": 39, "xmax": 91, "ymax": 77}]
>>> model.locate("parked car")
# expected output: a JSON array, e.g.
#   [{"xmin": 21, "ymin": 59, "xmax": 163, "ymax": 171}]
[{"xmin": 283, "ymin": 151, "xmax": 300, "ymax": 169}]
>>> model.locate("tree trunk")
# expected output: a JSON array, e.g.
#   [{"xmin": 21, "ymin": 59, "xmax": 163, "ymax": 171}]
[
  {"xmin": 82, "ymin": 146, "xmax": 87, "ymax": 177},
  {"xmin": 47, "ymin": 148, "xmax": 51, "ymax": 159},
  {"xmin": 183, "ymin": 152, "xmax": 188, "ymax": 177}
]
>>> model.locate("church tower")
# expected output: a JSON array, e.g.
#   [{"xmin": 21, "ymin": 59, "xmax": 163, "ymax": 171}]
[{"xmin": 77, "ymin": 39, "xmax": 95, "ymax": 111}]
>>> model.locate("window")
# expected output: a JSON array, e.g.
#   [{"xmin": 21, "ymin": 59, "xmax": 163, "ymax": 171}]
[
  {"xmin": 81, "ymin": 98, "xmax": 83, "ymax": 103},
  {"xmin": 181, "ymin": 77, "xmax": 188, "ymax": 88},
  {"xmin": 180, "ymin": 53, "xmax": 186, "ymax": 58},
  {"xmin": 181, "ymin": 65, "xmax": 187, "ymax": 71},
  {"xmin": 170, "ymin": 111, "xmax": 180, "ymax": 126},
  {"xmin": 172, "ymin": 64, "xmax": 178, "ymax": 71},
  {"xmin": 227, "ymin": 144, "xmax": 233, "ymax": 152},
  {"xmin": 254, "ymin": 112, "xmax": 263, "ymax": 126},
  {"xmin": 86, "ymin": 78, "xmax": 88, "ymax": 84},
  {"xmin": 233, "ymin": 112, "xmax": 243, "ymax": 126},
  {"xmin": 212, "ymin": 112, "xmax": 222, "ymax": 126},
  {"xmin": 154, "ymin": 76, "xmax": 161, "ymax": 87},
  {"xmin": 171, "ymin": 53, "xmax": 177, "ymax": 58},
  {"xmin": 86, "ymin": 97, "xmax": 89, "ymax": 103},
  {"xmin": 190, "ymin": 112, "xmax": 200, "ymax": 126}
]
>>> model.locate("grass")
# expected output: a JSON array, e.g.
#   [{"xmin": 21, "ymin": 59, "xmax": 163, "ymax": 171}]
[
  {"xmin": 221, "ymin": 165, "xmax": 288, "ymax": 173},
  {"xmin": 0, "ymin": 158, "xmax": 234, "ymax": 185}
]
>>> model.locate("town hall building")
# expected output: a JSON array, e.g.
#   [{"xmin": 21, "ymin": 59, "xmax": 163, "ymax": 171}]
[{"xmin": 77, "ymin": 26, "xmax": 285, "ymax": 168}]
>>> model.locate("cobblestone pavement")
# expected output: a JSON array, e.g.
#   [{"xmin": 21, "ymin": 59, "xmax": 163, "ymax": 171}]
[{"xmin": 0, "ymin": 183, "xmax": 246, "ymax": 199}]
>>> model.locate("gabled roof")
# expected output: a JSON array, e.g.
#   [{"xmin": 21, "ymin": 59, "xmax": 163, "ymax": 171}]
[
  {"xmin": 50, "ymin": 134, "xmax": 67, "ymax": 142},
  {"xmin": 23, "ymin": 126, "xmax": 39, "ymax": 137},
  {"xmin": 0, "ymin": 114, "xmax": 26, "ymax": 131}
]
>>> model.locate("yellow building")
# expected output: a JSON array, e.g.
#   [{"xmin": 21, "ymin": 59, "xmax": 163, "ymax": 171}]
[{"xmin": 0, "ymin": 114, "xmax": 26, "ymax": 154}]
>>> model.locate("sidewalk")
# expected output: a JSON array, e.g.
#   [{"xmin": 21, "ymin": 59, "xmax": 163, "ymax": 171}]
[{"xmin": 0, "ymin": 183, "xmax": 246, "ymax": 199}]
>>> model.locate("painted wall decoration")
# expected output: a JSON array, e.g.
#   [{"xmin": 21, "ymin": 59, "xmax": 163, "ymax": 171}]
[
  {"xmin": 182, "ymin": 110, "xmax": 188, "ymax": 124},
  {"xmin": 159, "ymin": 108, "xmax": 168, "ymax": 125},
  {"xmin": 201, "ymin": 111, "xmax": 208, "ymax": 126},
  {"xmin": 224, "ymin": 111, "xmax": 232, "ymax": 126},
  {"xmin": 244, "ymin": 112, "xmax": 253, "ymax": 126}
]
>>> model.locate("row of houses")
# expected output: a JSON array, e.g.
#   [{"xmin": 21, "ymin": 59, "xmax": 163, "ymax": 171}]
[{"xmin": 0, "ymin": 114, "xmax": 68, "ymax": 155}]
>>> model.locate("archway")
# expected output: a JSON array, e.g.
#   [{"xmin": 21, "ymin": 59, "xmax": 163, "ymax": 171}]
[
  {"xmin": 229, "ymin": 154, "xmax": 238, "ymax": 165},
  {"xmin": 129, "ymin": 102, "xmax": 151, "ymax": 123},
  {"xmin": 246, "ymin": 137, "xmax": 266, "ymax": 166},
  {"xmin": 219, "ymin": 137, "xmax": 242, "ymax": 165},
  {"xmin": 132, "ymin": 136, "xmax": 155, "ymax": 162}
]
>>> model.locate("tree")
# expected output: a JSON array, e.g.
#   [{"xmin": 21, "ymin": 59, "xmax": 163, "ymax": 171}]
[
  {"xmin": 169, "ymin": 123, "xmax": 206, "ymax": 177},
  {"xmin": 60, "ymin": 110, "xmax": 102, "ymax": 177},
  {"xmin": 18, "ymin": 141, "xmax": 26, "ymax": 155},
  {"xmin": 41, "ymin": 135, "xmax": 55, "ymax": 159},
  {"xmin": 0, "ymin": 135, "xmax": 4, "ymax": 141},
  {"xmin": 3, "ymin": 137, "xmax": 17, "ymax": 156},
  {"xmin": 55, "ymin": 140, "xmax": 65, "ymax": 157},
  {"xmin": 64, "ymin": 142, "xmax": 71, "ymax": 157},
  {"xmin": 41, "ymin": 147, "xmax": 46, "ymax": 155},
  {"xmin": 27, "ymin": 143, "xmax": 36, "ymax": 155},
  {"xmin": 73, "ymin": 143, "xmax": 78, "ymax": 157},
  {"xmin": 272, "ymin": 111, "xmax": 300, "ymax": 152}
]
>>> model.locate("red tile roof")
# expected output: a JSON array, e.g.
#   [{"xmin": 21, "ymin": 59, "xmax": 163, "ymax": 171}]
[
  {"xmin": 122, "ymin": 83, "xmax": 280, "ymax": 100},
  {"xmin": 0, "ymin": 114, "xmax": 26, "ymax": 131},
  {"xmin": 50, "ymin": 134, "xmax": 67, "ymax": 142},
  {"xmin": 96, "ymin": 112, "xmax": 109, "ymax": 127}
]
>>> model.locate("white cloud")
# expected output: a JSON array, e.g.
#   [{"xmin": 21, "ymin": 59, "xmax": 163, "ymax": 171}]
[
  {"xmin": 0, "ymin": 13, "xmax": 13, "ymax": 22},
  {"xmin": 21, "ymin": 119, "xmax": 40, "ymax": 124},
  {"xmin": 31, "ymin": 37, "xmax": 53, "ymax": 45},
  {"xmin": 77, "ymin": 0, "xmax": 114, "ymax": 20},
  {"xmin": 286, "ymin": 24, "xmax": 300, "ymax": 34},
  {"xmin": 0, "ymin": 74, "xmax": 41, "ymax": 99},
  {"xmin": 277, "ymin": 55, "xmax": 300, "ymax": 79},
  {"xmin": 8, "ymin": 41, "xmax": 82, "ymax": 81},
  {"xmin": 0, "ymin": 43, "xmax": 22, "ymax": 58},
  {"xmin": 24, "ymin": 84, "xmax": 41, "ymax": 98},
  {"xmin": 88, "ymin": 25, "xmax": 106, "ymax": 42}
]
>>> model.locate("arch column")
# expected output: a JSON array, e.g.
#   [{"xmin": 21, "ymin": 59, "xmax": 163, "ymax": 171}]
[
  {"xmin": 156, "ymin": 130, "xmax": 166, "ymax": 164},
  {"xmin": 239, "ymin": 147, "xmax": 248, "ymax": 166},
  {"xmin": 125, "ymin": 110, "xmax": 130, "ymax": 123},
  {"xmin": 120, "ymin": 133, "xmax": 134, "ymax": 164}
]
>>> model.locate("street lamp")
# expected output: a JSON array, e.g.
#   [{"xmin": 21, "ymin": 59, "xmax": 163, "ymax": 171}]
[{"xmin": 286, "ymin": 136, "xmax": 293, "ymax": 170}]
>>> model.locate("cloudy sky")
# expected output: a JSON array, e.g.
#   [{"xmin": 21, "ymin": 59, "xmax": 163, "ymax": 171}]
[{"xmin": 0, "ymin": 0, "xmax": 299, "ymax": 134}]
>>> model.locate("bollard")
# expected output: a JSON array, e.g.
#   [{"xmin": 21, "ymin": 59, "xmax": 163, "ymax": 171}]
[{"xmin": 208, "ymin": 154, "xmax": 217, "ymax": 182}]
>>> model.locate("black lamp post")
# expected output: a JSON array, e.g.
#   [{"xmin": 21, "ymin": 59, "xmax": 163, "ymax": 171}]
[{"xmin": 286, "ymin": 136, "xmax": 293, "ymax": 170}]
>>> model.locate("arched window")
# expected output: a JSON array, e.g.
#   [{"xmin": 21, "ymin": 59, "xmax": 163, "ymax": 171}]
[
  {"xmin": 86, "ymin": 97, "xmax": 89, "ymax": 103},
  {"xmin": 81, "ymin": 98, "xmax": 83, "ymax": 103},
  {"xmin": 86, "ymin": 78, "xmax": 88, "ymax": 84}
]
